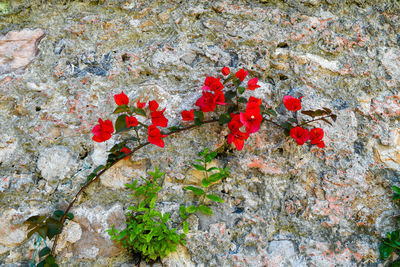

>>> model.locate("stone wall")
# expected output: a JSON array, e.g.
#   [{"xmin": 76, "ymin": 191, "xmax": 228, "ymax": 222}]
[{"xmin": 0, "ymin": 0, "xmax": 399, "ymax": 266}]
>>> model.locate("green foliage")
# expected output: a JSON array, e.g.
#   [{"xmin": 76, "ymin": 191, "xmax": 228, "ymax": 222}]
[
  {"xmin": 107, "ymin": 167, "xmax": 185, "ymax": 262},
  {"xmin": 219, "ymin": 113, "xmax": 231, "ymax": 125},
  {"xmin": 380, "ymin": 186, "xmax": 400, "ymax": 264},
  {"xmin": 179, "ymin": 148, "xmax": 229, "ymax": 231},
  {"xmin": 24, "ymin": 210, "xmax": 72, "ymax": 266}
]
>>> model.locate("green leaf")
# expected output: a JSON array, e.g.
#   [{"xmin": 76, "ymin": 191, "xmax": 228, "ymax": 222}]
[
  {"xmin": 66, "ymin": 213, "xmax": 74, "ymax": 220},
  {"xmin": 206, "ymin": 167, "xmax": 218, "ymax": 172},
  {"xmin": 38, "ymin": 247, "xmax": 51, "ymax": 258},
  {"xmin": 36, "ymin": 261, "xmax": 45, "ymax": 267},
  {"xmin": 26, "ymin": 215, "xmax": 47, "ymax": 224},
  {"xmin": 184, "ymin": 186, "xmax": 205, "ymax": 195},
  {"xmin": 45, "ymin": 255, "xmax": 56, "ymax": 264},
  {"xmin": 194, "ymin": 110, "xmax": 204, "ymax": 121},
  {"xmin": 205, "ymin": 151, "xmax": 218, "ymax": 162},
  {"xmin": 280, "ymin": 122, "xmax": 293, "ymax": 130},
  {"xmin": 379, "ymin": 243, "xmax": 394, "ymax": 259},
  {"xmin": 321, "ymin": 117, "xmax": 333, "ymax": 126},
  {"xmin": 168, "ymin": 126, "xmax": 180, "ymax": 132},
  {"xmin": 37, "ymin": 226, "xmax": 48, "ymax": 239},
  {"xmin": 179, "ymin": 205, "xmax": 188, "ymax": 220},
  {"xmin": 225, "ymin": 90, "xmax": 236, "ymax": 101},
  {"xmin": 201, "ymin": 178, "xmax": 211, "ymax": 188},
  {"xmin": 394, "ymin": 193, "xmax": 400, "ymax": 200},
  {"xmin": 391, "ymin": 260, "xmax": 400, "ymax": 267},
  {"xmin": 208, "ymin": 173, "xmax": 223, "ymax": 182},
  {"xmin": 46, "ymin": 218, "xmax": 63, "ymax": 239},
  {"xmin": 393, "ymin": 185, "xmax": 400, "ymax": 194},
  {"xmin": 183, "ymin": 221, "xmax": 189, "ymax": 234},
  {"xmin": 323, "ymin": 107, "xmax": 332, "ymax": 114},
  {"xmin": 192, "ymin": 164, "xmax": 206, "ymax": 171},
  {"xmin": 115, "ymin": 114, "xmax": 129, "ymax": 133},
  {"xmin": 392, "ymin": 231, "xmax": 400, "ymax": 241},
  {"xmin": 53, "ymin": 210, "xmax": 64, "ymax": 218},
  {"xmin": 266, "ymin": 108, "xmax": 277, "ymax": 116},
  {"xmin": 131, "ymin": 107, "xmax": 146, "ymax": 116},
  {"xmin": 186, "ymin": 205, "xmax": 199, "ymax": 213},
  {"xmin": 93, "ymin": 165, "xmax": 105, "ymax": 174},
  {"xmin": 238, "ymin": 97, "xmax": 247, "ymax": 103},
  {"xmin": 237, "ymin": 86, "xmax": 245, "ymax": 94},
  {"xmin": 219, "ymin": 113, "xmax": 231, "ymax": 125},
  {"xmin": 206, "ymin": 194, "xmax": 224, "ymax": 202},
  {"xmin": 113, "ymin": 104, "xmax": 130, "ymax": 114},
  {"xmin": 198, "ymin": 205, "xmax": 213, "ymax": 215},
  {"xmin": 194, "ymin": 118, "xmax": 202, "ymax": 126}
]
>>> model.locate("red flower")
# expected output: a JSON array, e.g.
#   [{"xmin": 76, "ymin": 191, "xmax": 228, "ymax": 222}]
[
  {"xmin": 214, "ymin": 90, "xmax": 226, "ymax": 105},
  {"xmin": 92, "ymin": 118, "xmax": 114, "ymax": 142},
  {"xmin": 148, "ymin": 125, "xmax": 167, "ymax": 148},
  {"xmin": 247, "ymin": 78, "xmax": 260, "ymax": 91},
  {"xmin": 310, "ymin": 128, "xmax": 324, "ymax": 144},
  {"xmin": 137, "ymin": 100, "xmax": 146, "ymax": 109},
  {"xmin": 246, "ymin": 96, "xmax": 262, "ymax": 111},
  {"xmin": 240, "ymin": 108, "xmax": 262, "ymax": 134},
  {"xmin": 290, "ymin": 127, "xmax": 310, "ymax": 145},
  {"xmin": 235, "ymin": 69, "xmax": 248, "ymax": 82},
  {"xmin": 181, "ymin": 109, "xmax": 194, "ymax": 121},
  {"xmin": 120, "ymin": 147, "xmax": 131, "ymax": 160},
  {"xmin": 126, "ymin": 116, "xmax": 138, "ymax": 128},
  {"xmin": 227, "ymin": 130, "xmax": 249, "ymax": 151},
  {"xmin": 315, "ymin": 140, "xmax": 325, "ymax": 148},
  {"xmin": 151, "ymin": 108, "xmax": 168, "ymax": 127},
  {"xmin": 283, "ymin": 95, "xmax": 301, "ymax": 112},
  {"xmin": 195, "ymin": 91, "xmax": 217, "ymax": 112},
  {"xmin": 221, "ymin": 66, "xmax": 230, "ymax": 76},
  {"xmin": 114, "ymin": 91, "xmax": 129, "ymax": 106},
  {"xmin": 149, "ymin": 100, "xmax": 159, "ymax": 112},
  {"xmin": 202, "ymin": 77, "xmax": 223, "ymax": 92},
  {"xmin": 228, "ymin": 113, "xmax": 243, "ymax": 132}
]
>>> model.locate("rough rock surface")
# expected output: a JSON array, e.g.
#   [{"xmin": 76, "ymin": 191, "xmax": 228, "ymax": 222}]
[
  {"xmin": 0, "ymin": 0, "xmax": 399, "ymax": 266},
  {"xmin": 0, "ymin": 28, "xmax": 45, "ymax": 74}
]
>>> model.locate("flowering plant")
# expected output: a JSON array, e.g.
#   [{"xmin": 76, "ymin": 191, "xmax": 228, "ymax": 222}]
[{"xmin": 24, "ymin": 67, "xmax": 336, "ymax": 266}]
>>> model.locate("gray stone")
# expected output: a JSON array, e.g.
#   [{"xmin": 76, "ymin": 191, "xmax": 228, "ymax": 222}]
[{"xmin": 37, "ymin": 146, "xmax": 76, "ymax": 183}]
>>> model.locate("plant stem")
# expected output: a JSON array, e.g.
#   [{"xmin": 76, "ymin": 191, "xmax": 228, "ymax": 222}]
[
  {"xmin": 262, "ymin": 116, "xmax": 284, "ymax": 130},
  {"xmin": 298, "ymin": 114, "xmax": 333, "ymax": 127},
  {"xmin": 50, "ymin": 119, "xmax": 218, "ymax": 255},
  {"xmin": 134, "ymin": 128, "xmax": 141, "ymax": 145}
]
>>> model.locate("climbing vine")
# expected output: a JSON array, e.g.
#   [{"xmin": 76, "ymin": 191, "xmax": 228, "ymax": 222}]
[{"xmin": 24, "ymin": 66, "xmax": 336, "ymax": 266}]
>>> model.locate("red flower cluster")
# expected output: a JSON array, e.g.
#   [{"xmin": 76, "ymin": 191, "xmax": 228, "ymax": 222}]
[
  {"xmin": 92, "ymin": 118, "xmax": 114, "ymax": 142},
  {"xmin": 235, "ymin": 69, "xmax": 248, "ymax": 82},
  {"xmin": 227, "ymin": 96, "xmax": 262, "ymax": 151},
  {"xmin": 148, "ymin": 125, "xmax": 167, "ymax": 148},
  {"xmin": 221, "ymin": 67, "xmax": 230, "ymax": 76},
  {"xmin": 147, "ymin": 100, "xmax": 168, "ymax": 128},
  {"xmin": 282, "ymin": 95, "xmax": 326, "ymax": 148},
  {"xmin": 126, "ymin": 116, "xmax": 138, "ymax": 128},
  {"xmin": 114, "ymin": 91, "xmax": 129, "ymax": 106},
  {"xmin": 181, "ymin": 109, "xmax": 194, "ymax": 121},
  {"xmin": 283, "ymin": 95, "xmax": 301, "ymax": 112},
  {"xmin": 290, "ymin": 127, "xmax": 325, "ymax": 148},
  {"xmin": 195, "ymin": 76, "xmax": 226, "ymax": 112},
  {"xmin": 247, "ymin": 78, "xmax": 260, "ymax": 91}
]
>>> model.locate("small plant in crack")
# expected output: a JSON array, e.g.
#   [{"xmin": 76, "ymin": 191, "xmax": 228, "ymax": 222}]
[{"xmin": 107, "ymin": 166, "xmax": 185, "ymax": 262}]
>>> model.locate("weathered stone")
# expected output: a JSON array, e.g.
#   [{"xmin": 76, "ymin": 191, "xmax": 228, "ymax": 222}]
[
  {"xmin": 37, "ymin": 146, "xmax": 76, "ymax": 183},
  {"xmin": 0, "ymin": 29, "xmax": 45, "ymax": 74},
  {"xmin": 100, "ymin": 158, "xmax": 148, "ymax": 189},
  {"xmin": 0, "ymin": 209, "xmax": 27, "ymax": 247},
  {"xmin": 161, "ymin": 245, "xmax": 195, "ymax": 267}
]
